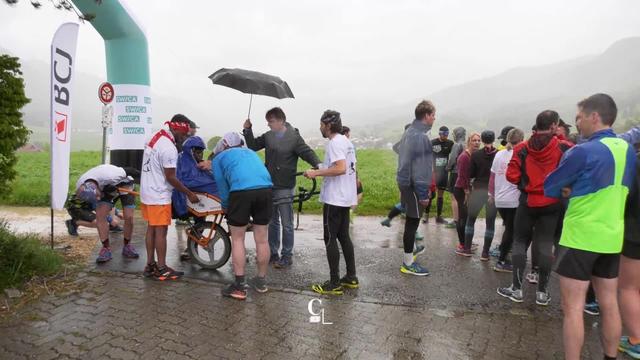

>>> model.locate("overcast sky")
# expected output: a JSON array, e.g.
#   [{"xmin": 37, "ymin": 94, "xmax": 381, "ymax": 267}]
[{"xmin": 3, "ymin": 0, "xmax": 640, "ymax": 137}]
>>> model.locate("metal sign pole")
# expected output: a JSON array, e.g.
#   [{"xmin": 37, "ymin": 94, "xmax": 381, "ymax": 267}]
[
  {"xmin": 101, "ymin": 104, "xmax": 112, "ymax": 164},
  {"xmin": 102, "ymin": 105, "xmax": 107, "ymax": 164},
  {"xmin": 98, "ymin": 82, "xmax": 114, "ymax": 164}
]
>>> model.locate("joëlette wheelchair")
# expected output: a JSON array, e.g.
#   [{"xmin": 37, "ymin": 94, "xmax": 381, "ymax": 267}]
[{"xmin": 184, "ymin": 172, "xmax": 318, "ymax": 270}]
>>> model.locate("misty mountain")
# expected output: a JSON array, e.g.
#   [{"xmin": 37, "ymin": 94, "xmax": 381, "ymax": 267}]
[
  {"xmin": 6, "ymin": 37, "xmax": 640, "ymax": 149},
  {"xmin": 355, "ymin": 37, "xmax": 640, "ymax": 138}
]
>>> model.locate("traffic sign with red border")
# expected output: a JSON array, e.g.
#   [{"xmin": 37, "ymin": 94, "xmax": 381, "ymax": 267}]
[{"xmin": 99, "ymin": 82, "xmax": 114, "ymax": 104}]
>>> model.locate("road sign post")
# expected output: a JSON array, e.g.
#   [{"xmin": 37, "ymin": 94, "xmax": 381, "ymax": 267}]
[{"xmin": 98, "ymin": 82, "xmax": 114, "ymax": 164}]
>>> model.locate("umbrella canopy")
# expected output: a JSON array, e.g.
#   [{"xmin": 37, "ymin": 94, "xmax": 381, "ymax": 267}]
[{"xmin": 208, "ymin": 68, "xmax": 295, "ymax": 99}]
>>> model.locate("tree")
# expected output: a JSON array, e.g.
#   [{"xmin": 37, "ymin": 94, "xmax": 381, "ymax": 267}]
[
  {"xmin": 0, "ymin": 54, "xmax": 31, "ymax": 197},
  {"xmin": 207, "ymin": 136, "xmax": 221, "ymax": 151},
  {"xmin": 4, "ymin": 0, "xmax": 98, "ymax": 22}
]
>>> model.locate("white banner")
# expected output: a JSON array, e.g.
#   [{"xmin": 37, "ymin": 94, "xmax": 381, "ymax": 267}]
[
  {"xmin": 109, "ymin": 84, "xmax": 153, "ymax": 150},
  {"xmin": 50, "ymin": 23, "xmax": 79, "ymax": 210}
]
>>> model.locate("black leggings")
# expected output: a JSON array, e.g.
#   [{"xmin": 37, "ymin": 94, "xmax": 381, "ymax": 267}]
[
  {"xmin": 403, "ymin": 217, "xmax": 420, "ymax": 254},
  {"xmin": 453, "ymin": 187, "xmax": 467, "ymax": 245},
  {"xmin": 323, "ymin": 204, "xmax": 356, "ymax": 282},
  {"xmin": 497, "ymin": 208, "xmax": 517, "ymax": 262},
  {"xmin": 426, "ymin": 195, "xmax": 445, "ymax": 218},
  {"xmin": 464, "ymin": 188, "xmax": 497, "ymax": 252},
  {"xmin": 387, "ymin": 204, "xmax": 402, "ymax": 220},
  {"xmin": 511, "ymin": 203, "xmax": 560, "ymax": 292}
]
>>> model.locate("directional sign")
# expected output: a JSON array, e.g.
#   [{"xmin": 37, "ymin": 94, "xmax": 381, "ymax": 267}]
[
  {"xmin": 98, "ymin": 82, "xmax": 114, "ymax": 104},
  {"xmin": 101, "ymin": 104, "xmax": 113, "ymax": 128}
]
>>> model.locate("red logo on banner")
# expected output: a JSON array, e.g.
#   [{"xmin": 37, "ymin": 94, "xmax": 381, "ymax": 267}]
[{"xmin": 54, "ymin": 111, "xmax": 68, "ymax": 142}]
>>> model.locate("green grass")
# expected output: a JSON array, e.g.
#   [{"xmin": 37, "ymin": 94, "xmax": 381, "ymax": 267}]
[
  {"xmin": 0, "ymin": 220, "xmax": 63, "ymax": 291},
  {"xmin": 1, "ymin": 150, "xmax": 454, "ymax": 217},
  {"xmin": 1, "ymin": 151, "xmax": 100, "ymax": 206}
]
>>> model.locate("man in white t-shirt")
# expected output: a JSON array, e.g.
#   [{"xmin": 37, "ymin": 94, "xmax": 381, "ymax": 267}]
[
  {"xmin": 304, "ymin": 110, "xmax": 358, "ymax": 295},
  {"xmin": 489, "ymin": 128, "xmax": 524, "ymax": 272},
  {"xmin": 66, "ymin": 164, "xmax": 139, "ymax": 263},
  {"xmin": 140, "ymin": 118, "xmax": 199, "ymax": 281}
]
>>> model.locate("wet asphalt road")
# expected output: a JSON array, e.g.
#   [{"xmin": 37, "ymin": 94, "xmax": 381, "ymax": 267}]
[{"xmin": 96, "ymin": 213, "xmax": 562, "ymax": 314}]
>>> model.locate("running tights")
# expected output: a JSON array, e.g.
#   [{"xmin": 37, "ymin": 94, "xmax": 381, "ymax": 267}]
[
  {"xmin": 497, "ymin": 207, "xmax": 517, "ymax": 262},
  {"xmin": 323, "ymin": 204, "xmax": 356, "ymax": 282},
  {"xmin": 403, "ymin": 216, "xmax": 420, "ymax": 254},
  {"xmin": 453, "ymin": 187, "xmax": 467, "ymax": 245},
  {"xmin": 463, "ymin": 188, "xmax": 497, "ymax": 253},
  {"xmin": 511, "ymin": 203, "xmax": 560, "ymax": 292}
]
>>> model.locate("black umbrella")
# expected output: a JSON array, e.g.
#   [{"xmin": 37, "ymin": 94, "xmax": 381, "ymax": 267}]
[{"xmin": 208, "ymin": 68, "xmax": 295, "ymax": 118}]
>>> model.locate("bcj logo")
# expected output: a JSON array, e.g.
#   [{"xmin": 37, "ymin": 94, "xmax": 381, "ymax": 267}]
[
  {"xmin": 308, "ymin": 298, "xmax": 332, "ymax": 325},
  {"xmin": 54, "ymin": 111, "xmax": 68, "ymax": 142}
]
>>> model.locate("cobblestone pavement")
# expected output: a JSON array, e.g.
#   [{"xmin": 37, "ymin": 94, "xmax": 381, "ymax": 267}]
[
  {"xmin": 0, "ymin": 211, "xmax": 606, "ymax": 359},
  {"xmin": 1, "ymin": 269, "xmax": 603, "ymax": 360}
]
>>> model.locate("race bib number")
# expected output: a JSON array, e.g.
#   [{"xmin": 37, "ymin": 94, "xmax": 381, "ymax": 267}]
[{"xmin": 435, "ymin": 158, "xmax": 448, "ymax": 167}]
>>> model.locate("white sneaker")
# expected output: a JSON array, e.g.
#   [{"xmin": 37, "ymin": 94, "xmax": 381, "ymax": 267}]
[
  {"xmin": 536, "ymin": 291, "xmax": 551, "ymax": 306},
  {"xmin": 526, "ymin": 270, "xmax": 539, "ymax": 284}
]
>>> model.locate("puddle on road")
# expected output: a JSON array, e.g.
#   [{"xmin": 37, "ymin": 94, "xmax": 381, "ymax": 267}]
[
  {"xmin": 430, "ymin": 308, "xmax": 465, "ymax": 318},
  {"xmin": 0, "ymin": 205, "xmax": 503, "ymax": 251},
  {"xmin": 0, "ymin": 206, "xmax": 69, "ymax": 235}
]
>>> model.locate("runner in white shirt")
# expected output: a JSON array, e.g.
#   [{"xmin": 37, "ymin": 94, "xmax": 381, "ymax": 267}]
[
  {"xmin": 140, "ymin": 118, "xmax": 199, "ymax": 281},
  {"xmin": 489, "ymin": 128, "xmax": 524, "ymax": 272},
  {"xmin": 304, "ymin": 110, "xmax": 358, "ymax": 295}
]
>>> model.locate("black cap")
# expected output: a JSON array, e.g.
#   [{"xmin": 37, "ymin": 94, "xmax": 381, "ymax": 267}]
[
  {"xmin": 439, "ymin": 126, "xmax": 449, "ymax": 132},
  {"xmin": 558, "ymin": 118, "xmax": 572, "ymax": 129},
  {"xmin": 498, "ymin": 126, "xmax": 515, "ymax": 140},
  {"xmin": 121, "ymin": 167, "xmax": 141, "ymax": 182},
  {"xmin": 481, "ymin": 130, "xmax": 495, "ymax": 144},
  {"xmin": 188, "ymin": 120, "xmax": 199, "ymax": 129}
]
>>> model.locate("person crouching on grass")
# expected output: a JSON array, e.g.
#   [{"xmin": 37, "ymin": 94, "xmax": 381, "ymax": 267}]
[
  {"xmin": 213, "ymin": 133, "xmax": 274, "ymax": 300},
  {"xmin": 304, "ymin": 110, "xmax": 359, "ymax": 295}
]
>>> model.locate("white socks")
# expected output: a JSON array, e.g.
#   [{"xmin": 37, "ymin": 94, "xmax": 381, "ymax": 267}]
[{"xmin": 403, "ymin": 252, "xmax": 413, "ymax": 266}]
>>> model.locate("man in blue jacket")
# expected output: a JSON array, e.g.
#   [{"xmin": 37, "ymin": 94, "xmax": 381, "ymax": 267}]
[
  {"xmin": 544, "ymin": 93, "xmax": 636, "ymax": 360},
  {"xmin": 213, "ymin": 132, "xmax": 273, "ymax": 301},
  {"xmin": 396, "ymin": 100, "xmax": 436, "ymax": 276}
]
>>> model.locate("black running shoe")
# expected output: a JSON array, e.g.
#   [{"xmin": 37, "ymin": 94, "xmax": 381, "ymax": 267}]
[
  {"xmin": 154, "ymin": 266, "xmax": 184, "ymax": 281},
  {"xmin": 312, "ymin": 280, "xmax": 343, "ymax": 295},
  {"xmin": 222, "ymin": 283, "xmax": 247, "ymax": 300},
  {"xmin": 340, "ymin": 275, "xmax": 359, "ymax": 289},
  {"xmin": 143, "ymin": 262, "xmax": 158, "ymax": 278},
  {"xmin": 65, "ymin": 219, "xmax": 78, "ymax": 236}
]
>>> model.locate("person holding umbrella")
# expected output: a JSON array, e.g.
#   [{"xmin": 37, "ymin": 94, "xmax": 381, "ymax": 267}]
[{"xmin": 243, "ymin": 107, "xmax": 320, "ymax": 268}]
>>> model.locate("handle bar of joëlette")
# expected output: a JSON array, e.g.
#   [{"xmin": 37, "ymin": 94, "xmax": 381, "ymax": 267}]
[
  {"xmin": 271, "ymin": 172, "xmax": 319, "ymax": 206},
  {"xmin": 118, "ymin": 172, "xmax": 317, "ymax": 202},
  {"xmin": 272, "ymin": 172, "xmax": 320, "ymax": 230}
]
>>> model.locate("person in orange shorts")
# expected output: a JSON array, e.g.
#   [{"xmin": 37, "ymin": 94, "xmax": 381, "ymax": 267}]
[{"xmin": 140, "ymin": 115, "xmax": 199, "ymax": 281}]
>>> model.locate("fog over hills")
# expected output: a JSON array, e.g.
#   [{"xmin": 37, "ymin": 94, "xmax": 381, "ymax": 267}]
[
  {"xmin": 6, "ymin": 37, "xmax": 640, "ymax": 149},
  {"xmin": 352, "ymin": 37, "xmax": 640, "ymax": 140}
]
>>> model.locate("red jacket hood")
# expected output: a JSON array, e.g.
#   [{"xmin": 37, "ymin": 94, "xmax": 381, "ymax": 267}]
[{"xmin": 526, "ymin": 134, "xmax": 561, "ymax": 165}]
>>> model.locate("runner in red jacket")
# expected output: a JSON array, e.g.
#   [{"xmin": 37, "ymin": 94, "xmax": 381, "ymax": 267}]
[
  {"xmin": 506, "ymin": 133, "xmax": 573, "ymax": 208},
  {"xmin": 498, "ymin": 110, "xmax": 573, "ymax": 306}
]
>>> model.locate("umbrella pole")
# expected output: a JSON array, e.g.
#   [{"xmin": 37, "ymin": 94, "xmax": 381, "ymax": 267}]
[{"xmin": 247, "ymin": 94, "xmax": 253, "ymax": 119}]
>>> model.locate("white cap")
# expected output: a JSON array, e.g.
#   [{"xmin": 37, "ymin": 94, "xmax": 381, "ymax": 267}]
[{"xmin": 213, "ymin": 132, "xmax": 244, "ymax": 155}]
